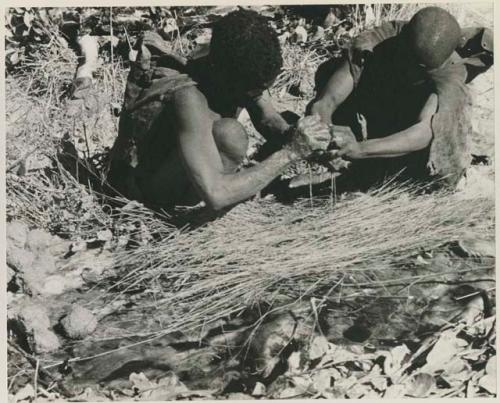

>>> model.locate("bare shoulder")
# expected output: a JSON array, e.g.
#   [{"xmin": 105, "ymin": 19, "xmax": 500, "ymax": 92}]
[
  {"xmin": 172, "ymin": 85, "xmax": 208, "ymax": 113},
  {"xmin": 171, "ymin": 85, "xmax": 212, "ymax": 134}
]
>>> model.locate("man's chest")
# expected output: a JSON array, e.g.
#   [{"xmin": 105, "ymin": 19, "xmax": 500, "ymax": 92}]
[{"xmin": 355, "ymin": 56, "xmax": 433, "ymax": 136}]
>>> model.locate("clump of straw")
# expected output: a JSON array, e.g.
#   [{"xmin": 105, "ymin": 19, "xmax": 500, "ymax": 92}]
[
  {"xmin": 271, "ymin": 42, "xmax": 330, "ymax": 99},
  {"xmin": 90, "ymin": 183, "xmax": 493, "ymax": 343}
]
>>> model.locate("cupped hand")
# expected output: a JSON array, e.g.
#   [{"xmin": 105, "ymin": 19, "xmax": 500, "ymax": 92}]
[{"xmin": 288, "ymin": 114, "xmax": 331, "ymax": 158}]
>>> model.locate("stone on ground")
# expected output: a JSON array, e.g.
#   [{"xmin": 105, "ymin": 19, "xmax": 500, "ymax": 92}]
[
  {"xmin": 60, "ymin": 305, "xmax": 98, "ymax": 339},
  {"xmin": 13, "ymin": 300, "xmax": 61, "ymax": 354}
]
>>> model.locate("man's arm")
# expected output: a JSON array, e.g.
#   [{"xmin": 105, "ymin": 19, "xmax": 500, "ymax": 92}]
[
  {"xmin": 173, "ymin": 87, "xmax": 330, "ymax": 210},
  {"xmin": 245, "ymin": 91, "xmax": 291, "ymax": 141},
  {"xmin": 308, "ymin": 60, "xmax": 354, "ymax": 125},
  {"xmin": 332, "ymin": 93, "xmax": 438, "ymax": 159},
  {"xmin": 308, "ymin": 21, "xmax": 405, "ymax": 125}
]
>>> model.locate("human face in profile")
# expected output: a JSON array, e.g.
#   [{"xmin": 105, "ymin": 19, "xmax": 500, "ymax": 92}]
[{"xmin": 235, "ymin": 78, "xmax": 277, "ymax": 107}]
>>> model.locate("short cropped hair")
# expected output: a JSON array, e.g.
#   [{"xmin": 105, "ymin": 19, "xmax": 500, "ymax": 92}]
[{"xmin": 405, "ymin": 7, "xmax": 461, "ymax": 68}]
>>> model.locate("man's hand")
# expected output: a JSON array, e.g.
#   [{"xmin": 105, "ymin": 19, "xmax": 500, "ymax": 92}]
[
  {"xmin": 328, "ymin": 94, "xmax": 436, "ymax": 161},
  {"xmin": 330, "ymin": 126, "xmax": 365, "ymax": 160},
  {"xmin": 286, "ymin": 114, "xmax": 331, "ymax": 159},
  {"xmin": 418, "ymin": 93, "xmax": 438, "ymax": 123}
]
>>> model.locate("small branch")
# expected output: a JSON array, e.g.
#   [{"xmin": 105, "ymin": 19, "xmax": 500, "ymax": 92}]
[
  {"xmin": 34, "ymin": 359, "xmax": 39, "ymax": 400},
  {"xmin": 454, "ymin": 286, "xmax": 496, "ymax": 301},
  {"xmin": 110, "ymin": 7, "xmax": 116, "ymax": 99},
  {"xmin": 7, "ymin": 341, "xmax": 72, "ymax": 397}
]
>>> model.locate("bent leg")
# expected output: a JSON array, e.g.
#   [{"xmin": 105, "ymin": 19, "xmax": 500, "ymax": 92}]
[
  {"xmin": 212, "ymin": 118, "xmax": 249, "ymax": 173},
  {"xmin": 139, "ymin": 118, "xmax": 249, "ymax": 209}
]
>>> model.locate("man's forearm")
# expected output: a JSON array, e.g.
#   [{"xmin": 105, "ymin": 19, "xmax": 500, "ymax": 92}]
[
  {"xmin": 309, "ymin": 59, "xmax": 355, "ymax": 125},
  {"xmin": 247, "ymin": 92, "xmax": 291, "ymax": 142},
  {"xmin": 208, "ymin": 148, "xmax": 296, "ymax": 210},
  {"xmin": 309, "ymin": 98, "xmax": 338, "ymax": 125},
  {"xmin": 256, "ymin": 113, "xmax": 291, "ymax": 141},
  {"xmin": 355, "ymin": 121, "xmax": 433, "ymax": 159}
]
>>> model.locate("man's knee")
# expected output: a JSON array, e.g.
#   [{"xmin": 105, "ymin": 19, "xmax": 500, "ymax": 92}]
[{"xmin": 213, "ymin": 118, "xmax": 248, "ymax": 169}]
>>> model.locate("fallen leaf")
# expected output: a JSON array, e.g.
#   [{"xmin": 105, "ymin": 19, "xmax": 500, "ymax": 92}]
[
  {"xmin": 364, "ymin": 388, "xmax": 382, "ymax": 398},
  {"xmin": 461, "ymin": 295, "xmax": 485, "ymax": 325},
  {"xmin": 13, "ymin": 384, "xmax": 35, "ymax": 402},
  {"xmin": 456, "ymin": 237, "xmax": 495, "ymax": 258},
  {"xmin": 9, "ymin": 52, "xmax": 20, "ymax": 65},
  {"xmin": 442, "ymin": 357, "xmax": 468, "ymax": 375},
  {"xmin": 355, "ymin": 360, "xmax": 372, "ymax": 372},
  {"xmin": 128, "ymin": 49, "xmax": 138, "ymax": 62},
  {"xmin": 384, "ymin": 384, "xmax": 406, "ymax": 398},
  {"xmin": 442, "ymin": 369, "xmax": 472, "ymax": 388},
  {"xmin": 251, "ymin": 382, "xmax": 266, "ymax": 397},
  {"xmin": 311, "ymin": 369, "xmax": 332, "ymax": 393},
  {"xmin": 319, "ymin": 343, "xmax": 366, "ymax": 367},
  {"xmin": 287, "ymin": 351, "xmax": 301, "ymax": 373},
  {"xmin": 479, "ymin": 317, "xmax": 497, "ymax": 336},
  {"xmin": 333, "ymin": 375, "xmax": 357, "ymax": 392},
  {"xmin": 262, "ymin": 356, "xmax": 280, "ymax": 379},
  {"xmin": 158, "ymin": 372, "xmax": 188, "ymax": 390},
  {"xmin": 97, "ymin": 229, "xmax": 113, "ymax": 241},
  {"xmin": 163, "ymin": 17, "xmax": 178, "ymax": 34},
  {"xmin": 383, "ymin": 344, "xmax": 411, "ymax": 381},
  {"xmin": 415, "ymin": 255, "xmax": 430, "ymax": 265},
  {"xmin": 405, "ymin": 372, "xmax": 435, "ymax": 397},
  {"xmin": 346, "ymin": 383, "xmax": 370, "ymax": 398},
  {"xmin": 460, "ymin": 348, "xmax": 486, "ymax": 361},
  {"xmin": 485, "ymin": 355, "xmax": 496, "ymax": 375},
  {"xmin": 421, "ymin": 329, "xmax": 467, "ymax": 373},
  {"xmin": 129, "ymin": 372, "xmax": 155, "ymax": 395},
  {"xmin": 278, "ymin": 387, "xmax": 304, "ymax": 399},
  {"xmin": 309, "ymin": 335, "xmax": 329, "ymax": 361},
  {"xmin": 369, "ymin": 376, "xmax": 388, "ymax": 392},
  {"xmin": 23, "ymin": 12, "xmax": 33, "ymax": 28},
  {"xmin": 347, "ymin": 344, "xmax": 364, "ymax": 355},
  {"xmin": 290, "ymin": 375, "xmax": 312, "ymax": 393},
  {"xmin": 466, "ymin": 379, "xmax": 476, "ymax": 397},
  {"xmin": 321, "ymin": 389, "xmax": 344, "ymax": 399},
  {"xmin": 478, "ymin": 374, "xmax": 496, "ymax": 394},
  {"xmin": 328, "ymin": 367, "xmax": 343, "ymax": 381},
  {"xmin": 471, "ymin": 368, "xmax": 486, "ymax": 384},
  {"xmin": 369, "ymin": 363, "xmax": 382, "ymax": 375}
]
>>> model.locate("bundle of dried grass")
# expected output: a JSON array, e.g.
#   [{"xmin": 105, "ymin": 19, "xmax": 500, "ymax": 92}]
[
  {"xmin": 94, "ymin": 183, "xmax": 493, "ymax": 343},
  {"xmin": 6, "ymin": 163, "xmax": 177, "ymax": 244},
  {"xmin": 271, "ymin": 42, "xmax": 329, "ymax": 99}
]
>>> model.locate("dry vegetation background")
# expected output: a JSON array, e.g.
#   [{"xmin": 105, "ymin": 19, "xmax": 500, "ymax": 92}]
[{"xmin": 5, "ymin": 3, "xmax": 496, "ymax": 402}]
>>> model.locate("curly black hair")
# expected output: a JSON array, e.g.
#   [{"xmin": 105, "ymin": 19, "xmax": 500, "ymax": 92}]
[{"xmin": 209, "ymin": 8, "xmax": 283, "ymax": 91}]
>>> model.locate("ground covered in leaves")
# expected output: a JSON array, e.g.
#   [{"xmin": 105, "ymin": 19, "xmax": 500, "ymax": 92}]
[{"xmin": 6, "ymin": 4, "xmax": 496, "ymax": 402}]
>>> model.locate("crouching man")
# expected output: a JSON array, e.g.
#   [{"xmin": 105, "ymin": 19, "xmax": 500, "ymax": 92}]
[
  {"xmin": 308, "ymin": 6, "xmax": 493, "ymax": 190},
  {"xmin": 107, "ymin": 9, "xmax": 331, "ymax": 210}
]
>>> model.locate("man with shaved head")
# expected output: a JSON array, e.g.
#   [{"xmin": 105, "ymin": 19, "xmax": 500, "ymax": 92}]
[{"xmin": 308, "ymin": 6, "xmax": 493, "ymax": 190}]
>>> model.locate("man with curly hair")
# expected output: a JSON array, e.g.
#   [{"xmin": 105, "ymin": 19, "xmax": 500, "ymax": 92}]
[
  {"xmin": 108, "ymin": 8, "xmax": 330, "ymax": 211},
  {"xmin": 308, "ymin": 6, "xmax": 493, "ymax": 190}
]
